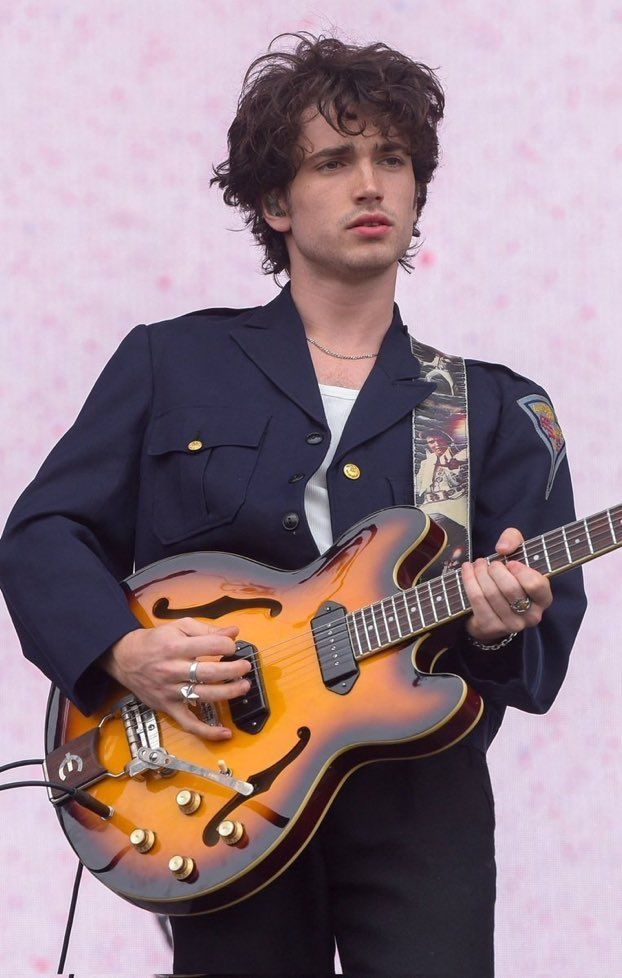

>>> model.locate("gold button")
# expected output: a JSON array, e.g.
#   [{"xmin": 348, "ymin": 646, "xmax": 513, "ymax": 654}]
[
  {"xmin": 187, "ymin": 440, "xmax": 203, "ymax": 452},
  {"xmin": 343, "ymin": 463, "xmax": 361, "ymax": 480}
]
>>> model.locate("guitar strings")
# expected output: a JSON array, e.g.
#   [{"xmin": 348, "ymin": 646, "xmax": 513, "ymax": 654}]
[
  {"xmin": 136, "ymin": 514, "xmax": 620, "ymax": 743},
  {"xmin": 161, "ymin": 514, "xmax": 620, "ymax": 733}
]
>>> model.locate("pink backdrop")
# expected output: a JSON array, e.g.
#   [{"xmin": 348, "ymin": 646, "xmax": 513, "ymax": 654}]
[{"xmin": 1, "ymin": 2, "xmax": 621, "ymax": 974}]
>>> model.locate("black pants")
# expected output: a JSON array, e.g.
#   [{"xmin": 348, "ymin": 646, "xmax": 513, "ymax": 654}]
[{"xmin": 170, "ymin": 745, "xmax": 496, "ymax": 977}]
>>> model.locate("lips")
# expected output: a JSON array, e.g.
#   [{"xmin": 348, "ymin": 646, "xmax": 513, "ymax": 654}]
[{"xmin": 347, "ymin": 213, "xmax": 393, "ymax": 229}]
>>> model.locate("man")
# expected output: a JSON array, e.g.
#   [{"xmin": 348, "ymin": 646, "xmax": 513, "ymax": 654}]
[{"xmin": 0, "ymin": 33, "xmax": 586, "ymax": 977}]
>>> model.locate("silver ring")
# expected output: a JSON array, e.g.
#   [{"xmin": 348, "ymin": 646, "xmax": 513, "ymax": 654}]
[
  {"xmin": 189, "ymin": 659, "xmax": 200, "ymax": 684},
  {"xmin": 179, "ymin": 683, "xmax": 200, "ymax": 702},
  {"xmin": 510, "ymin": 596, "xmax": 532, "ymax": 614}
]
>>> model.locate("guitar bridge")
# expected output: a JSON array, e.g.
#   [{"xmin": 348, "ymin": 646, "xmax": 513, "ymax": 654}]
[{"xmin": 118, "ymin": 696, "xmax": 171, "ymax": 778}]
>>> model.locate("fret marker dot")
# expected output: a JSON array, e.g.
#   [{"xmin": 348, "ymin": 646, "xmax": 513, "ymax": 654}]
[
  {"xmin": 533, "ymin": 554, "xmax": 539, "ymax": 561},
  {"xmin": 575, "ymin": 538, "xmax": 580, "ymax": 544}
]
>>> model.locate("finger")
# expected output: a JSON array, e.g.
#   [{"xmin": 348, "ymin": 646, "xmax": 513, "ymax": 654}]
[
  {"xmin": 488, "ymin": 561, "xmax": 531, "ymax": 606},
  {"xmin": 484, "ymin": 562, "xmax": 545, "ymax": 627},
  {"xmin": 494, "ymin": 527, "xmax": 524, "ymax": 555},
  {"xmin": 195, "ymin": 676, "xmax": 252, "ymax": 703},
  {"xmin": 167, "ymin": 703, "xmax": 232, "ymax": 741},
  {"xmin": 176, "ymin": 616, "xmax": 239, "ymax": 638},
  {"xmin": 188, "ymin": 658, "xmax": 253, "ymax": 684},
  {"xmin": 183, "ymin": 633, "xmax": 240, "ymax": 658},
  {"xmin": 216, "ymin": 625, "xmax": 240, "ymax": 638},
  {"xmin": 472, "ymin": 559, "xmax": 529, "ymax": 630},
  {"xmin": 461, "ymin": 561, "xmax": 508, "ymax": 635},
  {"xmin": 506, "ymin": 561, "xmax": 553, "ymax": 609}
]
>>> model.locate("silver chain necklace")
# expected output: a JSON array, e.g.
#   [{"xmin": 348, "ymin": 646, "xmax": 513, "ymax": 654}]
[{"xmin": 306, "ymin": 336, "xmax": 378, "ymax": 360}]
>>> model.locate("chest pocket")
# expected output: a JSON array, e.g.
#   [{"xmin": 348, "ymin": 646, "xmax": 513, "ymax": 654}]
[{"xmin": 147, "ymin": 406, "xmax": 270, "ymax": 544}]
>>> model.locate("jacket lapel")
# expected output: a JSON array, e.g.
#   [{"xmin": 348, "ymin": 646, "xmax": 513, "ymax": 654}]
[
  {"xmin": 230, "ymin": 285, "xmax": 327, "ymax": 426},
  {"xmin": 230, "ymin": 283, "xmax": 435, "ymax": 451},
  {"xmin": 331, "ymin": 312, "xmax": 435, "ymax": 464}
]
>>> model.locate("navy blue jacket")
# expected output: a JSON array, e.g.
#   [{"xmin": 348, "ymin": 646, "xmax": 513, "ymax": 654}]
[{"xmin": 0, "ymin": 284, "xmax": 586, "ymax": 750}]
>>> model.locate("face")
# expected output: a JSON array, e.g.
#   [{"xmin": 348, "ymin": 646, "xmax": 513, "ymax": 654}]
[
  {"xmin": 426, "ymin": 434, "xmax": 449, "ymax": 455},
  {"xmin": 266, "ymin": 107, "xmax": 417, "ymax": 281}
]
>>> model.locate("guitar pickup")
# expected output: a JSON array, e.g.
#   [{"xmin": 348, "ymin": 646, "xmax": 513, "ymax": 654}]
[
  {"xmin": 224, "ymin": 641, "xmax": 269, "ymax": 734},
  {"xmin": 311, "ymin": 601, "xmax": 359, "ymax": 694}
]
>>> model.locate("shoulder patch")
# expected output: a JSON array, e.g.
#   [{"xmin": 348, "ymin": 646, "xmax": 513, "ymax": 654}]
[{"xmin": 517, "ymin": 394, "xmax": 566, "ymax": 499}]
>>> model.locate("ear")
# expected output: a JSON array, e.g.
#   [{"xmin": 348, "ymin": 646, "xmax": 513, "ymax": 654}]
[{"xmin": 262, "ymin": 191, "xmax": 291, "ymax": 232}]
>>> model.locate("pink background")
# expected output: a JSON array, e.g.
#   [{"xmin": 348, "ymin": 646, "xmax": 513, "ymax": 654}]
[{"xmin": 1, "ymin": 2, "xmax": 621, "ymax": 974}]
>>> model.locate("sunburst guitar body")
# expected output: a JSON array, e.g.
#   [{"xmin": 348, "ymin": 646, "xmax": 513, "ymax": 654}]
[{"xmin": 43, "ymin": 506, "xmax": 489, "ymax": 914}]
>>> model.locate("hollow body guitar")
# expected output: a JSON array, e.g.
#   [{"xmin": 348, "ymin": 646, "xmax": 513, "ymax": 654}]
[{"xmin": 44, "ymin": 503, "xmax": 622, "ymax": 915}]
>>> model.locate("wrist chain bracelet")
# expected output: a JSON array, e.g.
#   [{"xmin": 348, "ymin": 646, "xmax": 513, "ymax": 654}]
[{"xmin": 467, "ymin": 631, "xmax": 518, "ymax": 652}]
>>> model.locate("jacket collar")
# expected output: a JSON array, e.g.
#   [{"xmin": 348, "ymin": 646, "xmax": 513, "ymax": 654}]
[{"xmin": 230, "ymin": 282, "xmax": 435, "ymax": 450}]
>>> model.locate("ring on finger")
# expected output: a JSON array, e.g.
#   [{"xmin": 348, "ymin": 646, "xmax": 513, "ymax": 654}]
[
  {"xmin": 510, "ymin": 596, "xmax": 532, "ymax": 614},
  {"xmin": 189, "ymin": 659, "xmax": 200, "ymax": 684},
  {"xmin": 180, "ymin": 683, "xmax": 200, "ymax": 703}
]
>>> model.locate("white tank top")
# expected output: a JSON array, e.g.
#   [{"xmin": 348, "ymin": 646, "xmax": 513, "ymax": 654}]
[{"xmin": 304, "ymin": 383, "xmax": 359, "ymax": 554}]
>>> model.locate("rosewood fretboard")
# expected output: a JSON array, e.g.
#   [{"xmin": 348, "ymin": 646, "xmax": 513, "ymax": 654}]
[{"xmin": 347, "ymin": 505, "xmax": 622, "ymax": 659}]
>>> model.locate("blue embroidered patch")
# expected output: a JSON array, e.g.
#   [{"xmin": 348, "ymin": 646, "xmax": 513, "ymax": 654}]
[{"xmin": 517, "ymin": 394, "xmax": 566, "ymax": 499}]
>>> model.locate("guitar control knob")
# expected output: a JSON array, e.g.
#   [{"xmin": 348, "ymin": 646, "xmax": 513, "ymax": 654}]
[
  {"xmin": 169, "ymin": 855, "xmax": 195, "ymax": 880},
  {"xmin": 217, "ymin": 820, "xmax": 245, "ymax": 845},
  {"xmin": 176, "ymin": 789, "xmax": 202, "ymax": 814},
  {"xmin": 129, "ymin": 828, "xmax": 155, "ymax": 853}
]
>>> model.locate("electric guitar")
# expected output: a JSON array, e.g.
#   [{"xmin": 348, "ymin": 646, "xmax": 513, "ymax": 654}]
[{"xmin": 44, "ymin": 503, "xmax": 621, "ymax": 915}]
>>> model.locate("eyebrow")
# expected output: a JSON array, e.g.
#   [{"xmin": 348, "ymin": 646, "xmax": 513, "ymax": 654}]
[{"xmin": 305, "ymin": 140, "xmax": 411, "ymax": 164}]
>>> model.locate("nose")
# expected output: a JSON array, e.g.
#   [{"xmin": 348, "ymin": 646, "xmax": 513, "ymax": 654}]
[{"xmin": 353, "ymin": 161, "xmax": 383, "ymax": 203}]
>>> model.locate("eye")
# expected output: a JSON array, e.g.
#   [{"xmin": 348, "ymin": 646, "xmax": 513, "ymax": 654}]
[
  {"xmin": 318, "ymin": 160, "xmax": 345, "ymax": 171},
  {"xmin": 382, "ymin": 156, "xmax": 406, "ymax": 167}
]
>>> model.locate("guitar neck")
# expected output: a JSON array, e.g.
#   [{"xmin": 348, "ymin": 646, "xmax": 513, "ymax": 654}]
[{"xmin": 348, "ymin": 505, "xmax": 622, "ymax": 660}]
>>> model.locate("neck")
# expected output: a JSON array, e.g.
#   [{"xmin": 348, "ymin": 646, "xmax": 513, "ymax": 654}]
[
  {"xmin": 348, "ymin": 505, "xmax": 622, "ymax": 659},
  {"xmin": 289, "ymin": 264, "xmax": 398, "ymax": 353}
]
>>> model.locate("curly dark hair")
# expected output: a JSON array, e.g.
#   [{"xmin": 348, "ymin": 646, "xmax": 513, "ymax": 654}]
[{"xmin": 210, "ymin": 32, "xmax": 445, "ymax": 279}]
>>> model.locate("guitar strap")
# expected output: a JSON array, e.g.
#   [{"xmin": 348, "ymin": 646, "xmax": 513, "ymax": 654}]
[{"xmin": 409, "ymin": 336, "xmax": 471, "ymax": 580}]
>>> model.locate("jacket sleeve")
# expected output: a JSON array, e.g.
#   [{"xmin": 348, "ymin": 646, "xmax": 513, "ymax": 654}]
[
  {"xmin": 0, "ymin": 324, "xmax": 152, "ymax": 714},
  {"xmin": 449, "ymin": 370, "xmax": 587, "ymax": 715}
]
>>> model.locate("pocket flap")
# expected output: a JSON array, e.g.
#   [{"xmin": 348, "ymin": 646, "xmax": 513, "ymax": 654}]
[{"xmin": 147, "ymin": 406, "xmax": 268, "ymax": 455}]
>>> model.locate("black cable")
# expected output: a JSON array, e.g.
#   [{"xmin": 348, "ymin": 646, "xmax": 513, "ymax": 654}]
[
  {"xmin": 0, "ymin": 779, "xmax": 72, "ymax": 793},
  {"xmin": 0, "ymin": 772, "xmax": 87, "ymax": 975},
  {"xmin": 56, "ymin": 858, "xmax": 83, "ymax": 975},
  {"xmin": 0, "ymin": 757, "xmax": 44, "ymax": 775}
]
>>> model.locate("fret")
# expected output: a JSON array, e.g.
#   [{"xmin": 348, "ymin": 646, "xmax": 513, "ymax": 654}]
[
  {"xmin": 413, "ymin": 586, "xmax": 425, "ymax": 628},
  {"xmin": 440, "ymin": 575, "xmax": 452, "ymax": 616},
  {"xmin": 607, "ymin": 509, "xmax": 616, "ymax": 544},
  {"xmin": 561, "ymin": 526, "xmax": 572, "ymax": 565},
  {"xmin": 402, "ymin": 592, "xmax": 415, "ymax": 633},
  {"xmin": 366, "ymin": 606, "xmax": 381, "ymax": 648},
  {"xmin": 356, "ymin": 609, "xmax": 371, "ymax": 653},
  {"xmin": 348, "ymin": 613, "xmax": 363, "ymax": 657},
  {"xmin": 447, "ymin": 574, "xmax": 465, "ymax": 616},
  {"xmin": 427, "ymin": 582, "xmax": 438, "ymax": 623},
  {"xmin": 521, "ymin": 540, "xmax": 529, "ymax": 565},
  {"xmin": 390, "ymin": 595, "xmax": 404, "ymax": 639},
  {"xmin": 583, "ymin": 517, "xmax": 594, "ymax": 555},
  {"xmin": 430, "ymin": 575, "xmax": 450, "ymax": 621},
  {"xmin": 566, "ymin": 521, "xmax": 589, "ymax": 563},
  {"xmin": 417, "ymin": 584, "xmax": 434, "ymax": 628},
  {"xmin": 541, "ymin": 535, "xmax": 552, "ymax": 572},
  {"xmin": 456, "ymin": 570, "xmax": 467, "ymax": 610},
  {"xmin": 379, "ymin": 600, "xmax": 391, "ymax": 644}
]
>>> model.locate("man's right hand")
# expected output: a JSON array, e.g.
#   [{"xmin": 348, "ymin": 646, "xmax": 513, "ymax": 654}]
[{"xmin": 100, "ymin": 618, "xmax": 251, "ymax": 741}]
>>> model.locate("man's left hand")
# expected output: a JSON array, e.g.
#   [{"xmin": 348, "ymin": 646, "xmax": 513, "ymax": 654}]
[{"xmin": 461, "ymin": 527, "xmax": 553, "ymax": 644}]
